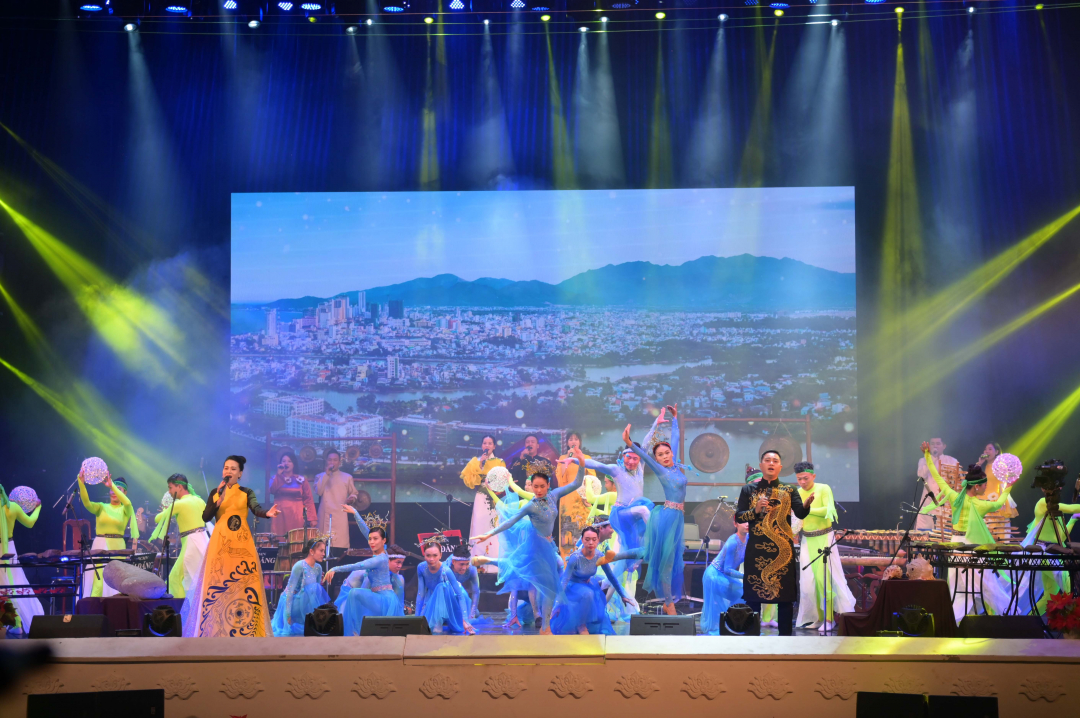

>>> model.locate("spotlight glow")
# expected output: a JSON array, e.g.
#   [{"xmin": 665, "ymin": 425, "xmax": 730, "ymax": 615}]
[
  {"xmin": 123, "ymin": 22, "xmax": 137, "ymax": 31},
  {"xmin": 424, "ymin": 15, "xmax": 433, "ymax": 23},
  {"xmin": 1035, "ymin": 3, "xmax": 1043, "ymax": 8},
  {"xmin": 79, "ymin": 3, "xmax": 102, "ymax": 10},
  {"xmin": 540, "ymin": 13, "xmax": 550, "ymax": 21},
  {"xmin": 600, "ymin": 15, "xmax": 607, "ymax": 21},
  {"xmin": 655, "ymin": 11, "xmax": 665, "ymax": 18},
  {"xmin": 579, "ymin": 26, "xmax": 587, "ymax": 31},
  {"xmin": 483, "ymin": 18, "xmax": 489, "ymax": 24},
  {"xmin": 165, "ymin": 5, "xmax": 189, "ymax": 11},
  {"xmin": 511, "ymin": 0, "xmax": 524, "ymax": 7},
  {"xmin": 366, "ymin": 17, "xmax": 372, "ymax": 23},
  {"xmin": 831, "ymin": 18, "xmax": 839, "ymax": 25},
  {"xmin": 345, "ymin": 24, "xmax": 358, "ymax": 33},
  {"xmin": 223, "ymin": 0, "xmax": 237, "ymax": 8},
  {"xmin": 894, "ymin": 6, "xmax": 903, "ymax": 12},
  {"xmin": 383, "ymin": 4, "xmax": 404, "ymax": 10},
  {"xmin": 770, "ymin": 2, "xmax": 788, "ymax": 7},
  {"xmin": 300, "ymin": 2, "xmax": 322, "ymax": 9},
  {"xmin": 248, "ymin": 18, "xmax": 260, "ymax": 27},
  {"xmin": 450, "ymin": 0, "xmax": 464, "ymax": 8},
  {"xmin": 773, "ymin": 8, "xmax": 783, "ymax": 15},
  {"xmin": 612, "ymin": 2, "xmax": 631, "ymax": 6},
  {"xmin": 277, "ymin": 1, "xmax": 293, "ymax": 9},
  {"xmin": 967, "ymin": 5, "xmax": 975, "ymax": 12},
  {"xmin": 718, "ymin": 13, "xmax": 728, "ymax": 21}
]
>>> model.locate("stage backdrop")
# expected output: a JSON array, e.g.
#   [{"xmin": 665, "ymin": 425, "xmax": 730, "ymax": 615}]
[{"xmin": 230, "ymin": 187, "xmax": 858, "ymax": 504}]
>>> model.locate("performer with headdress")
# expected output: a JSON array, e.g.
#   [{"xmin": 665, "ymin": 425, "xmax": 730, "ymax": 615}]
[
  {"xmin": 148, "ymin": 473, "xmax": 208, "ymax": 599},
  {"xmin": 0, "ymin": 484, "xmax": 43, "ymax": 630},
  {"xmin": 338, "ymin": 545, "xmax": 407, "ymax": 616},
  {"xmin": 271, "ymin": 538, "xmax": 330, "ymax": 636},
  {"xmin": 183, "ymin": 455, "xmax": 281, "ymax": 637},
  {"xmin": 445, "ymin": 546, "xmax": 481, "ymax": 620},
  {"xmin": 324, "ymin": 513, "xmax": 403, "ymax": 635},
  {"xmin": 791, "ymin": 462, "xmax": 855, "ymax": 632},
  {"xmin": 549, "ymin": 525, "xmax": 631, "ymax": 635},
  {"xmin": 918, "ymin": 443, "xmax": 1015, "ymax": 621},
  {"xmin": 416, "ymin": 541, "xmax": 476, "ymax": 634},
  {"xmin": 78, "ymin": 471, "xmax": 139, "ymax": 598},
  {"xmin": 701, "ymin": 518, "xmax": 749, "ymax": 635},
  {"xmin": 735, "ymin": 449, "xmax": 815, "ymax": 636},
  {"xmin": 460, "ymin": 435, "xmax": 506, "ymax": 561},
  {"xmin": 472, "ymin": 446, "xmax": 587, "ymax": 634}
]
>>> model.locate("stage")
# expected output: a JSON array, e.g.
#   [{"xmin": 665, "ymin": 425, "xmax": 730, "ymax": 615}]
[{"xmin": 4, "ymin": 632, "xmax": 1078, "ymax": 717}]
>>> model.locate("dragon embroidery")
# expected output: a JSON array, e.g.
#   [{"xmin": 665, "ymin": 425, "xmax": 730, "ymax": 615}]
[{"xmin": 746, "ymin": 486, "xmax": 794, "ymax": 601}]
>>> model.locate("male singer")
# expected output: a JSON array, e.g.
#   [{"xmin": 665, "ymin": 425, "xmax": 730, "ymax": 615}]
[
  {"xmin": 735, "ymin": 450, "xmax": 814, "ymax": 636},
  {"xmin": 916, "ymin": 437, "xmax": 958, "ymax": 531},
  {"xmin": 315, "ymin": 449, "xmax": 357, "ymax": 550}
]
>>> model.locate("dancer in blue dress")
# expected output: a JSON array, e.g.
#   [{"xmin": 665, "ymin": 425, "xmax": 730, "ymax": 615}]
[
  {"xmin": 271, "ymin": 538, "xmax": 331, "ymax": 636},
  {"xmin": 445, "ymin": 547, "xmax": 481, "ymax": 620},
  {"xmin": 550, "ymin": 525, "xmax": 632, "ymax": 635},
  {"xmin": 472, "ymin": 446, "xmax": 587, "ymax": 634},
  {"xmin": 323, "ymin": 510, "xmax": 402, "ymax": 635},
  {"xmin": 417, "ymin": 543, "xmax": 476, "ymax": 634},
  {"xmin": 341, "ymin": 545, "xmax": 407, "ymax": 614},
  {"xmin": 608, "ymin": 405, "xmax": 687, "ymax": 615},
  {"xmin": 482, "ymin": 468, "xmax": 535, "ymax": 627},
  {"xmin": 701, "ymin": 520, "xmax": 749, "ymax": 635}
]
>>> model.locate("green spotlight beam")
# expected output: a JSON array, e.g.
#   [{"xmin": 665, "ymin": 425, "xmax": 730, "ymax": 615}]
[
  {"xmin": 419, "ymin": 27, "xmax": 440, "ymax": 190},
  {"xmin": 647, "ymin": 28, "xmax": 672, "ymax": 188},
  {"xmin": 544, "ymin": 25, "xmax": 576, "ymax": 189},
  {"xmin": 737, "ymin": 15, "xmax": 777, "ymax": 188},
  {"xmin": 1011, "ymin": 380, "xmax": 1080, "ymax": 470}
]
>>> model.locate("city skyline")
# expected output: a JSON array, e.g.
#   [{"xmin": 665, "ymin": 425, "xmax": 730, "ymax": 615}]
[{"xmin": 231, "ymin": 187, "xmax": 856, "ymax": 303}]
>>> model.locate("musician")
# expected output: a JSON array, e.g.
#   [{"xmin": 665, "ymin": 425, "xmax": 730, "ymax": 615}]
[
  {"xmin": 460, "ymin": 435, "xmax": 506, "ymax": 560},
  {"xmin": 148, "ymin": 474, "xmax": 208, "ymax": 599},
  {"xmin": 315, "ymin": 450, "xmax": 357, "ymax": 550},
  {"xmin": 735, "ymin": 450, "xmax": 814, "ymax": 636},
  {"xmin": 916, "ymin": 437, "xmax": 958, "ymax": 531},
  {"xmin": 1, "ymin": 484, "xmax": 43, "ymax": 630},
  {"xmin": 78, "ymin": 472, "xmax": 138, "ymax": 598},
  {"xmin": 269, "ymin": 450, "xmax": 316, "ymax": 538},
  {"xmin": 791, "ymin": 462, "xmax": 855, "ymax": 632}
]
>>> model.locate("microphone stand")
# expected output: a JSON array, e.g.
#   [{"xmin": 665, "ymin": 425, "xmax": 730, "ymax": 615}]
[
  {"xmin": 802, "ymin": 528, "xmax": 849, "ymax": 633},
  {"xmin": 161, "ymin": 495, "xmax": 179, "ymax": 596},
  {"xmin": 421, "ymin": 482, "xmax": 471, "ymax": 530},
  {"xmin": 888, "ymin": 479, "xmax": 937, "ymax": 574},
  {"xmin": 199, "ymin": 457, "xmax": 210, "ymax": 497},
  {"xmin": 53, "ymin": 480, "xmax": 77, "ymax": 510},
  {"xmin": 693, "ymin": 497, "xmax": 730, "ymax": 565}
]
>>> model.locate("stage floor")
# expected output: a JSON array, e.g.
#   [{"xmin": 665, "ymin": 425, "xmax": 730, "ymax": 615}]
[{"xmin": 4, "ymin": 620, "xmax": 1078, "ymax": 718}]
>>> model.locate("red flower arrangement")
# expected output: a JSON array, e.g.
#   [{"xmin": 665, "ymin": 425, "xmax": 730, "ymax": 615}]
[
  {"xmin": 0, "ymin": 599, "xmax": 16, "ymax": 627},
  {"xmin": 1045, "ymin": 591, "xmax": 1080, "ymax": 632}
]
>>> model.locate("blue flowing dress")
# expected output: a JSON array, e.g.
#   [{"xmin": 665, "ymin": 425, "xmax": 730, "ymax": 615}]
[
  {"xmin": 701, "ymin": 532, "xmax": 748, "ymax": 635},
  {"xmin": 491, "ymin": 492, "xmax": 533, "ymax": 593},
  {"xmin": 549, "ymin": 551, "xmax": 628, "ymax": 635},
  {"xmin": 444, "ymin": 558, "xmax": 481, "ymax": 619},
  {"xmin": 271, "ymin": 559, "xmax": 331, "ymax": 636},
  {"xmin": 484, "ymin": 464, "xmax": 587, "ymax": 616},
  {"xmin": 332, "ymin": 513, "xmax": 402, "ymax": 635},
  {"xmin": 417, "ymin": 562, "xmax": 471, "ymax": 633}
]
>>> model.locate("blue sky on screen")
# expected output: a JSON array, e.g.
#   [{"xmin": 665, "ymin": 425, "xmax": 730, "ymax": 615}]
[{"xmin": 231, "ymin": 187, "xmax": 855, "ymax": 303}]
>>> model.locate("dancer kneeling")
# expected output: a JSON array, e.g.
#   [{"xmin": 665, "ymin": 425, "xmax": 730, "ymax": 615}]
[
  {"xmin": 417, "ymin": 542, "xmax": 476, "ymax": 634},
  {"xmin": 324, "ymin": 515, "xmax": 402, "ymax": 636},
  {"xmin": 472, "ymin": 446, "xmax": 587, "ymax": 634},
  {"xmin": 550, "ymin": 525, "xmax": 631, "ymax": 635},
  {"xmin": 272, "ymin": 538, "xmax": 330, "ymax": 636},
  {"xmin": 701, "ymin": 519, "xmax": 749, "ymax": 635}
]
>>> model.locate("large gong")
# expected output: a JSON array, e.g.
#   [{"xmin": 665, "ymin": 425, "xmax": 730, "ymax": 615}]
[
  {"xmin": 757, "ymin": 436, "xmax": 803, "ymax": 477},
  {"xmin": 692, "ymin": 499, "xmax": 736, "ymax": 544},
  {"xmin": 350, "ymin": 490, "xmax": 372, "ymax": 512},
  {"xmin": 689, "ymin": 433, "xmax": 731, "ymax": 474}
]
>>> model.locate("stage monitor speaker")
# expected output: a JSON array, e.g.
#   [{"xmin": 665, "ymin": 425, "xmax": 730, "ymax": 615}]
[
  {"xmin": 28, "ymin": 689, "xmax": 164, "ymax": 718},
  {"xmin": 142, "ymin": 605, "xmax": 183, "ymax": 637},
  {"xmin": 29, "ymin": 614, "xmax": 112, "ymax": 639},
  {"xmin": 856, "ymin": 691, "xmax": 928, "ymax": 718},
  {"xmin": 957, "ymin": 615, "xmax": 1045, "ymax": 639},
  {"xmin": 890, "ymin": 605, "xmax": 935, "ymax": 637},
  {"xmin": 629, "ymin": 614, "xmax": 695, "ymax": 636},
  {"xmin": 360, "ymin": 615, "xmax": 431, "ymax": 636},
  {"xmin": 928, "ymin": 695, "xmax": 998, "ymax": 718},
  {"xmin": 720, "ymin": 604, "xmax": 761, "ymax": 636},
  {"xmin": 305, "ymin": 603, "xmax": 345, "ymax": 636}
]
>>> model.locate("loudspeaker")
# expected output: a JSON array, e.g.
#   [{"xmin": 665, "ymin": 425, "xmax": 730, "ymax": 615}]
[
  {"xmin": 890, "ymin": 605, "xmax": 935, "ymax": 637},
  {"xmin": 305, "ymin": 603, "xmax": 345, "ymax": 636},
  {"xmin": 629, "ymin": 614, "xmax": 696, "ymax": 636},
  {"xmin": 28, "ymin": 689, "xmax": 164, "ymax": 718},
  {"xmin": 928, "ymin": 695, "xmax": 998, "ymax": 718},
  {"xmin": 29, "ymin": 614, "xmax": 112, "ymax": 639},
  {"xmin": 720, "ymin": 604, "xmax": 761, "ymax": 636},
  {"xmin": 857, "ymin": 691, "xmax": 928, "ymax": 718},
  {"xmin": 142, "ymin": 605, "xmax": 183, "ymax": 637},
  {"xmin": 359, "ymin": 615, "xmax": 432, "ymax": 636},
  {"xmin": 957, "ymin": 615, "xmax": 1045, "ymax": 639}
]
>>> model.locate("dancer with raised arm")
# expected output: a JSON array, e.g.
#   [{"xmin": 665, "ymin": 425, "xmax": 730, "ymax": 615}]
[
  {"xmin": 416, "ymin": 542, "xmax": 476, "ymax": 634},
  {"xmin": 549, "ymin": 525, "xmax": 631, "ymax": 635},
  {"xmin": 701, "ymin": 519, "xmax": 749, "ymax": 635},
  {"xmin": 480, "ymin": 467, "xmax": 534, "ymax": 628},
  {"xmin": 149, "ymin": 473, "xmax": 208, "ymax": 599},
  {"xmin": 471, "ymin": 446, "xmax": 587, "ymax": 634},
  {"xmin": 918, "ymin": 442, "xmax": 1015, "ymax": 621},
  {"xmin": 735, "ymin": 449, "xmax": 814, "ymax": 636},
  {"xmin": 338, "ymin": 545, "xmax": 408, "ymax": 616},
  {"xmin": 0, "ymin": 484, "xmax": 43, "ymax": 630},
  {"xmin": 324, "ymin": 510, "xmax": 403, "ymax": 635},
  {"xmin": 271, "ymin": 538, "xmax": 330, "ymax": 636},
  {"xmin": 78, "ymin": 472, "xmax": 138, "ymax": 598},
  {"xmin": 183, "ymin": 455, "xmax": 281, "ymax": 637}
]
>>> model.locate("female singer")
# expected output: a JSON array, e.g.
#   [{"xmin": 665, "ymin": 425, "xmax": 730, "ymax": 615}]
[
  {"xmin": 148, "ymin": 473, "xmax": 208, "ymax": 599},
  {"xmin": 471, "ymin": 447, "xmax": 587, "ymax": 634},
  {"xmin": 701, "ymin": 520, "xmax": 749, "ymax": 635},
  {"xmin": 182, "ymin": 455, "xmax": 280, "ymax": 637},
  {"xmin": 416, "ymin": 542, "xmax": 475, "ymax": 635},
  {"xmin": 556, "ymin": 432, "xmax": 601, "ymax": 557},
  {"xmin": 460, "ymin": 435, "xmax": 506, "ymax": 561},
  {"xmin": 269, "ymin": 450, "xmax": 316, "ymax": 538},
  {"xmin": 78, "ymin": 472, "xmax": 138, "ymax": 598},
  {"xmin": 0, "ymin": 484, "xmax": 43, "ymax": 630},
  {"xmin": 549, "ymin": 525, "xmax": 630, "ymax": 635},
  {"xmin": 324, "ymin": 517, "xmax": 403, "ymax": 636},
  {"xmin": 271, "ymin": 538, "xmax": 330, "ymax": 636}
]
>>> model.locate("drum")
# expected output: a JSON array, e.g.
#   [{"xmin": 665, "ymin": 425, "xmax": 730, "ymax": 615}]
[
  {"xmin": 255, "ymin": 533, "xmax": 276, "ymax": 548},
  {"xmin": 287, "ymin": 527, "xmax": 319, "ymax": 556}
]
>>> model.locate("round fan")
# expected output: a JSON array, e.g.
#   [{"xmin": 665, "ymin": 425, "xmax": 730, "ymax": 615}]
[
  {"xmin": 485, "ymin": 466, "xmax": 511, "ymax": 493},
  {"xmin": 80, "ymin": 457, "xmax": 109, "ymax": 485},
  {"xmin": 992, "ymin": 453, "xmax": 1023, "ymax": 486},
  {"xmin": 9, "ymin": 486, "xmax": 40, "ymax": 514}
]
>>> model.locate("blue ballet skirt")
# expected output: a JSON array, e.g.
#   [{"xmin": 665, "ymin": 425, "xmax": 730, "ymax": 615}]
[
  {"xmin": 701, "ymin": 565, "xmax": 742, "ymax": 635},
  {"xmin": 419, "ymin": 581, "xmax": 467, "ymax": 634},
  {"xmin": 494, "ymin": 527, "xmax": 561, "ymax": 606},
  {"xmin": 641, "ymin": 504, "xmax": 685, "ymax": 600},
  {"xmin": 550, "ymin": 577, "xmax": 615, "ymax": 635},
  {"xmin": 335, "ymin": 585, "xmax": 403, "ymax": 636},
  {"xmin": 271, "ymin": 582, "xmax": 332, "ymax": 637},
  {"xmin": 610, "ymin": 497, "xmax": 654, "ymax": 554}
]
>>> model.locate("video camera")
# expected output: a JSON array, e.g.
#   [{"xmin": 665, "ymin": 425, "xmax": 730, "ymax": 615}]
[{"xmin": 1031, "ymin": 459, "xmax": 1067, "ymax": 493}]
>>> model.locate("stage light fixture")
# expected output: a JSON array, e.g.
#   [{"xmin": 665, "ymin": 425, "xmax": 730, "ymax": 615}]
[
  {"xmin": 831, "ymin": 18, "xmax": 838, "ymax": 25},
  {"xmin": 773, "ymin": 8, "xmax": 783, "ymax": 15},
  {"xmin": 80, "ymin": 3, "xmax": 103, "ymax": 10},
  {"xmin": 223, "ymin": 0, "xmax": 237, "ymax": 8},
  {"xmin": 894, "ymin": 5, "xmax": 903, "ymax": 12},
  {"xmin": 655, "ymin": 11, "xmax": 665, "ymax": 18},
  {"xmin": 366, "ymin": 17, "xmax": 372, "ymax": 23},
  {"xmin": 248, "ymin": 18, "xmax": 260, "ymax": 26},
  {"xmin": 600, "ymin": 15, "xmax": 607, "ymax": 21},
  {"xmin": 540, "ymin": 13, "xmax": 550, "ymax": 20},
  {"xmin": 165, "ymin": 4, "xmax": 189, "ymax": 12},
  {"xmin": 301, "ymin": 2, "xmax": 322, "ymax": 8},
  {"xmin": 483, "ymin": 18, "xmax": 489, "ymax": 23},
  {"xmin": 611, "ymin": 2, "xmax": 631, "ymax": 7},
  {"xmin": 770, "ymin": 2, "xmax": 788, "ymax": 7},
  {"xmin": 967, "ymin": 5, "xmax": 974, "ymax": 12},
  {"xmin": 1035, "ymin": 3, "xmax": 1043, "ymax": 8},
  {"xmin": 450, "ymin": 0, "xmax": 464, "ymax": 8},
  {"xmin": 123, "ymin": 22, "xmax": 138, "ymax": 31},
  {"xmin": 718, "ymin": 13, "xmax": 727, "ymax": 20},
  {"xmin": 383, "ymin": 5, "xmax": 404, "ymax": 10},
  {"xmin": 345, "ymin": 24, "xmax": 358, "ymax": 32},
  {"xmin": 511, "ymin": 0, "xmax": 524, "ymax": 7},
  {"xmin": 424, "ymin": 15, "xmax": 433, "ymax": 22},
  {"xmin": 579, "ymin": 25, "xmax": 587, "ymax": 30},
  {"xmin": 278, "ymin": 1, "xmax": 293, "ymax": 9}
]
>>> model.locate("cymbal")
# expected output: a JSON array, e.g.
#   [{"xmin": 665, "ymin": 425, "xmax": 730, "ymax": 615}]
[
  {"xmin": 351, "ymin": 490, "xmax": 372, "ymax": 512},
  {"xmin": 688, "ymin": 433, "xmax": 730, "ymax": 474},
  {"xmin": 758, "ymin": 436, "xmax": 802, "ymax": 477},
  {"xmin": 692, "ymin": 499, "xmax": 736, "ymax": 542}
]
